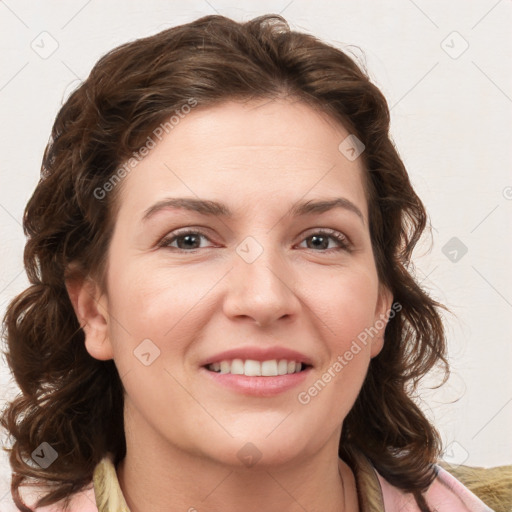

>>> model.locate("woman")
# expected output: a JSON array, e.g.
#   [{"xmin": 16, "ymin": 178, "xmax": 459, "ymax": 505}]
[{"xmin": 0, "ymin": 14, "xmax": 494, "ymax": 512}]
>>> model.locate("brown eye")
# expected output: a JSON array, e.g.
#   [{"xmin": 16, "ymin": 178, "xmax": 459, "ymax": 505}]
[{"xmin": 159, "ymin": 230, "xmax": 212, "ymax": 251}]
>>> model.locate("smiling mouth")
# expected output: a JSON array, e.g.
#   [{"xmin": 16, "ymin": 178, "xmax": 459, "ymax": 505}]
[{"xmin": 205, "ymin": 358, "xmax": 311, "ymax": 376}]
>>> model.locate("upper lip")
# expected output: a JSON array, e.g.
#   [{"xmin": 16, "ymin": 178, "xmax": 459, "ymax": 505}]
[{"xmin": 200, "ymin": 346, "xmax": 314, "ymax": 367}]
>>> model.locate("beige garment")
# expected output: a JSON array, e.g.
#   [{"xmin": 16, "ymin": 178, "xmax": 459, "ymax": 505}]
[{"xmin": 92, "ymin": 453, "xmax": 130, "ymax": 512}]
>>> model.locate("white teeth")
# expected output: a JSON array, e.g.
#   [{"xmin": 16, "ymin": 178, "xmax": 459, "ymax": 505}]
[
  {"xmin": 207, "ymin": 358, "xmax": 306, "ymax": 376},
  {"xmin": 244, "ymin": 359, "xmax": 261, "ymax": 376},
  {"xmin": 261, "ymin": 360, "xmax": 278, "ymax": 376},
  {"xmin": 231, "ymin": 359, "xmax": 244, "ymax": 375},
  {"xmin": 277, "ymin": 359, "xmax": 288, "ymax": 375}
]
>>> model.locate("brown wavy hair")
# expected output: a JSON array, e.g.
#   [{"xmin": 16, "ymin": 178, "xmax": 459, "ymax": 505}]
[{"xmin": 1, "ymin": 14, "xmax": 448, "ymax": 511}]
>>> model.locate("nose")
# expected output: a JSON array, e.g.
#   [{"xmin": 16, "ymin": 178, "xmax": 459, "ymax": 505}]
[{"xmin": 222, "ymin": 243, "xmax": 301, "ymax": 327}]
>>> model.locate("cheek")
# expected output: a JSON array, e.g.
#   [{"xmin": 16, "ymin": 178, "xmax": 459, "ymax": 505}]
[
  {"xmin": 306, "ymin": 265, "xmax": 380, "ymax": 344},
  {"xmin": 102, "ymin": 267, "xmax": 204, "ymax": 434},
  {"xmin": 104, "ymin": 260, "xmax": 219, "ymax": 361},
  {"xmin": 294, "ymin": 269, "xmax": 379, "ymax": 428},
  {"xmin": 303, "ymin": 265, "xmax": 379, "ymax": 391}
]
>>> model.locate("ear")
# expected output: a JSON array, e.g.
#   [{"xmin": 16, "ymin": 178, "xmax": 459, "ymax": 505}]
[
  {"xmin": 65, "ymin": 273, "xmax": 114, "ymax": 361},
  {"xmin": 370, "ymin": 285, "xmax": 394, "ymax": 358}
]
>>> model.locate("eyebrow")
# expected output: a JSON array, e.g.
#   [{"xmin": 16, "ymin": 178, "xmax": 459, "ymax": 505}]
[{"xmin": 142, "ymin": 197, "xmax": 365, "ymax": 223}]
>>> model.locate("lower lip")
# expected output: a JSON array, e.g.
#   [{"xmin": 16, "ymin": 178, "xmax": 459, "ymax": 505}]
[{"xmin": 200, "ymin": 367, "xmax": 311, "ymax": 397}]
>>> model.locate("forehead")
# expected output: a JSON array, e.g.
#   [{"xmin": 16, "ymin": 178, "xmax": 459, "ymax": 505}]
[
  {"xmin": 155, "ymin": 98, "xmax": 355, "ymax": 167},
  {"xmin": 114, "ymin": 98, "xmax": 369, "ymax": 221}
]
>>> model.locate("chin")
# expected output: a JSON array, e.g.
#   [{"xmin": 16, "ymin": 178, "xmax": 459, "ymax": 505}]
[{"xmin": 198, "ymin": 429, "xmax": 316, "ymax": 470}]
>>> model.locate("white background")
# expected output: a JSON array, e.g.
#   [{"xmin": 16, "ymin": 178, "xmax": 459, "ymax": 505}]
[{"xmin": 1, "ymin": 0, "xmax": 511, "ymax": 509}]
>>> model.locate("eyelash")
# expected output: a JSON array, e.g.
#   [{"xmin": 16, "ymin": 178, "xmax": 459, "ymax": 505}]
[{"xmin": 158, "ymin": 228, "xmax": 352, "ymax": 253}]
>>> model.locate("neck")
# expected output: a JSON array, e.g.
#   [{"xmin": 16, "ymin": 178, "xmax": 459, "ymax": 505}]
[{"xmin": 116, "ymin": 407, "xmax": 359, "ymax": 512}]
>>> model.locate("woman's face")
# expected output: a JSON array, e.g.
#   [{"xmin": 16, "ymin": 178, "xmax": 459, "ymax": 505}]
[{"xmin": 82, "ymin": 98, "xmax": 392, "ymax": 467}]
